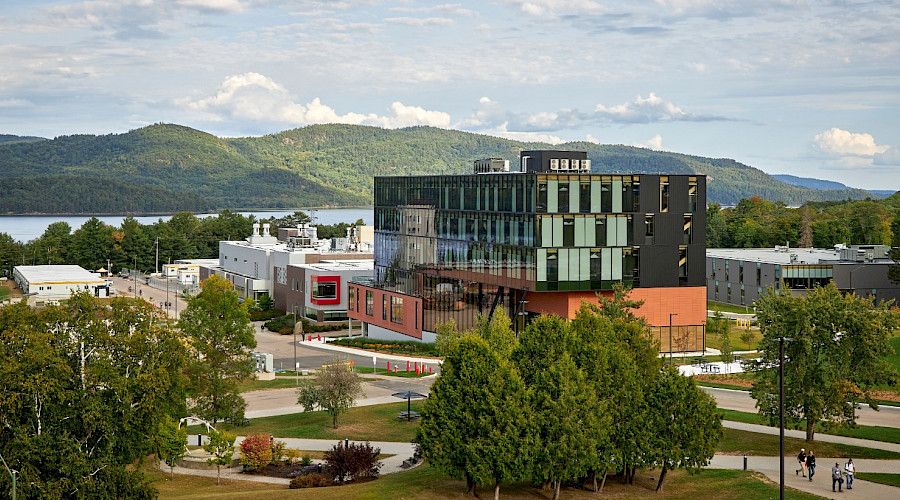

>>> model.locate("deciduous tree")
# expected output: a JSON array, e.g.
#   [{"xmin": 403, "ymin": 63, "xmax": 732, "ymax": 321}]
[
  {"xmin": 180, "ymin": 275, "xmax": 256, "ymax": 423},
  {"xmin": 297, "ymin": 357, "xmax": 363, "ymax": 428},
  {"xmin": 204, "ymin": 429, "xmax": 236, "ymax": 486},
  {"xmin": 750, "ymin": 284, "xmax": 899, "ymax": 441}
]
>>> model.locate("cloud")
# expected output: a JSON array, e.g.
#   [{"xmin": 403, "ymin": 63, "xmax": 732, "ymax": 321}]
[
  {"xmin": 390, "ymin": 4, "xmax": 474, "ymax": 17},
  {"xmin": 813, "ymin": 128, "xmax": 889, "ymax": 156},
  {"xmin": 481, "ymin": 123, "xmax": 566, "ymax": 145},
  {"xmin": 507, "ymin": 0, "xmax": 608, "ymax": 17},
  {"xmin": 178, "ymin": 0, "xmax": 245, "ymax": 13},
  {"xmin": 0, "ymin": 98, "xmax": 32, "ymax": 108},
  {"xmin": 384, "ymin": 17, "xmax": 454, "ymax": 27},
  {"xmin": 633, "ymin": 134, "xmax": 663, "ymax": 150},
  {"xmin": 184, "ymin": 72, "xmax": 450, "ymax": 128},
  {"xmin": 873, "ymin": 147, "xmax": 900, "ymax": 166},
  {"xmin": 595, "ymin": 93, "xmax": 724, "ymax": 123}
]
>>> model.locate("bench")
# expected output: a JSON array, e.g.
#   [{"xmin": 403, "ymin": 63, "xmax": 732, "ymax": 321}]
[
  {"xmin": 700, "ymin": 364, "xmax": 721, "ymax": 374},
  {"xmin": 398, "ymin": 411, "xmax": 421, "ymax": 421}
]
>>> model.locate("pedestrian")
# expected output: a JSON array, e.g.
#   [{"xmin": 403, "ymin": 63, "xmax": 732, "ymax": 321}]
[
  {"xmin": 796, "ymin": 448, "xmax": 807, "ymax": 477},
  {"xmin": 832, "ymin": 462, "xmax": 844, "ymax": 492},
  {"xmin": 844, "ymin": 458, "xmax": 855, "ymax": 489},
  {"xmin": 806, "ymin": 450, "xmax": 816, "ymax": 482}
]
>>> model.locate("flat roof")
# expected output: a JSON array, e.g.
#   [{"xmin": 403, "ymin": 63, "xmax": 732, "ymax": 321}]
[
  {"xmin": 706, "ymin": 248, "xmax": 842, "ymax": 265},
  {"xmin": 15, "ymin": 265, "xmax": 106, "ymax": 284},
  {"xmin": 302, "ymin": 260, "xmax": 374, "ymax": 272}
]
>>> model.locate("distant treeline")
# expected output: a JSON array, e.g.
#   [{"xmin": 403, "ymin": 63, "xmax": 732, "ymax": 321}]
[
  {"xmin": 0, "ymin": 210, "xmax": 364, "ymax": 276},
  {"xmin": 708, "ymin": 194, "xmax": 900, "ymax": 248}
]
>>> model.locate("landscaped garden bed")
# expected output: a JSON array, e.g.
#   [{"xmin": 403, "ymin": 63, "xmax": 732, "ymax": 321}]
[{"xmin": 328, "ymin": 337, "xmax": 439, "ymax": 357}]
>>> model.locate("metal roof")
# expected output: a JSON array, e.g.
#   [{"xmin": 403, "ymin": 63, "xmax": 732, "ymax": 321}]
[
  {"xmin": 706, "ymin": 248, "xmax": 843, "ymax": 265},
  {"xmin": 14, "ymin": 265, "xmax": 106, "ymax": 284}
]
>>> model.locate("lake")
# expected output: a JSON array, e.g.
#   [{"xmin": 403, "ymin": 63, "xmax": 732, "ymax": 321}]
[{"xmin": 0, "ymin": 208, "xmax": 374, "ymax": 243}]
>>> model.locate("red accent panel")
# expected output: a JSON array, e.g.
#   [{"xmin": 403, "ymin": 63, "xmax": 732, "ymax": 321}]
[
  {"xmin": 347, "ymin": 283, "xmax": 424, "ymax": 340},
  {"xmin": 310, "ymin": 275, "xmax": 341, "ymax": 305}
]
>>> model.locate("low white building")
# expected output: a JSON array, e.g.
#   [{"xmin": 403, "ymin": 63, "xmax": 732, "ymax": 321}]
[
  {"xmin": 163, "ymin": 259, "xmax": 220, "ymax": 286},
  {"xmin": 13, "ymin": 265, "xmax": 110, "ymax": 299}
]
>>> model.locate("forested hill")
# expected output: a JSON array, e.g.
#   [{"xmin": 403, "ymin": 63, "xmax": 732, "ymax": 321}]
[{"xmin": 0, "ymin": 123, "xmax": 874, "ymax": 214}]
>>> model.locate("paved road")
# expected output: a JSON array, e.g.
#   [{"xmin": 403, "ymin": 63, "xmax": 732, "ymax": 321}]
[
  {"xmin": 702, "ymin": 386, "xmax": 900, "ymax": 429},
  {"xmin": 108, "ymin": 276, "xmax": 187, "ymax": 319},
  {"xmin": 709, "ymin": 455, "xmax": 900, "ymax": 499}
]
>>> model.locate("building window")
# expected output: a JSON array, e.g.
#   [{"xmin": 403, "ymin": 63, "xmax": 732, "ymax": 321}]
[
  {"xmin": 348, "ymin": 287, "xmax": 355, "ymax": 311},
  {"xmin": 558, "ymin": 182, "xmax": 570, "ymax": 213},
  {"xmin": 563, "ymin": 218, "xmax": 575, "ymax": 247},
  {"xmin": 547, "ymin": 250, "xmax": 559, "ymax": 282},
  {"xmin": 756, "ymin": 264, "xmax": 762, "ymax": 285},
  {"xmin": 683, "ymin": 215, "xmax": 692, "ymax": 244},
  {"xmin": 313, "ymin": 281, "xmax": 337, "ymax": 299},
  {"xmin": 688, "ymin": 177, "xmax": 698, "ymax": 212},
  {"xmin": 275, "ymin": 266, "xmax": 287, "ymax": 285},
  {"xmin": 366, "ymin": 290, "xmax": 374, "ymax": 316},
  {"xmin": 678, "ymin": 246, "xmax": 688, "ymax": 283},
  {"xmin": 305, "ymin": 307, "xmax": 318, "ymax": 321},
  {"xmin": 660, "ymin": 176, "xmax": 670, "ymax": 212},
  {"xmin": 739, "ymin": 262, "xmax": 744, "ymax": 282},
  {"xmin": 390, "ymin": 296, "xmax": 403, "ymax": 324},
  {"xmin": 645, "ymin": 214, "xmax": 654, "ymax": 238},
  {"xmin": 383, "ymin": 295, "xmax": 389, "ymax": 320},
  {"xmin": 580, "ymin": 180, "xmax": 591, "ymax": 213},
  {"xmin": 537, "ymin": 181, "xmax": 548, "ymax": 212}
]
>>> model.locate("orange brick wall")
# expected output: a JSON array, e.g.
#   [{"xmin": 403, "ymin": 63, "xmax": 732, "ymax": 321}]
[{"xmin": 525, "ymin": 286, "xmax": 706, "ymax": 327}]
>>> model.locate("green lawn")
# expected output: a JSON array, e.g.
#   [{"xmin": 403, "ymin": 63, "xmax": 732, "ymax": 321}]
[
  {"xmin": 718, "ymin": 408, "xmax": 900, "ymax": 446},
  {"xmin": 151, "ymin": 463, "xmax": 824, "ymax": 500},
  {"xmin": 708, "ymin": 301, "xmax": 757, "ymax": 315},
  {"xmin": 855, "ymin": 472, "xmax": 900, "ymax": 488},
  {"xmin": 354, "ymin": 366, "xmax": 433, "ymax": 378},
  {"xmin": 887, "ymin": 337, "xmax": 900, "ymax": 372},
  {"xmin": 717, "ymin": 427, "xmax": 900, "ymax": 459},
  {"xmin": 198, "ymin": 401, "xmax": 423, "ymax": 442},
  {"xmin": 0, "ymin": 287, "xmax": 10, "ymax": 301}
]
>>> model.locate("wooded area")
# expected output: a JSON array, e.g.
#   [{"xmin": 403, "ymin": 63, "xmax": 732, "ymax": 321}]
[{"xmin": 0, "ymin": 123, "xmax": 880, "ymax": 214}]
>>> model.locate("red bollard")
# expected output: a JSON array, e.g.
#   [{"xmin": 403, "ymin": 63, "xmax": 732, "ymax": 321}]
[
  {"xmin": 415, "ymin": 364, "xmax": 419, "ymax": 375},
  {"xmin": 393, "ymin": 366, "xmax": 397, "ymax": 373},
  {"xmin": 317, "ymin": 334, "xmax": 321, "ymax": 341},
  {"xmin": 429, "ymin": 366, "xmax": 433, "ymax": 374},
  {"xmin": 406, "ymin": 360, "xmax": 410, "ymax": 372},
  {"xmin": 386, "ymin": 361, "xmax": 390, "ymax": 372}
]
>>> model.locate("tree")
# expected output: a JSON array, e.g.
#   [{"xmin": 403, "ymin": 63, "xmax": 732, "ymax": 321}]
[
  {"xmin": 647, "ymin": 366, "xmax": 722, "ymax": 492},
  {"xmin": 180, "ymin": 275, "xmax": 257, "ymax": 423},
  {"xmin": 889, "ymin": 209, "xmax": 900, "ymax": 282},
  {"xmin": 157, "ymin": 417, "xmax": 188, "ymax": 479},
  {"xmin": 0, "ymin": 294, "xmax": 187, "ymax": 498},
  {"xmin": 418, "ymin": 334, "xmax": 530, "ymax": 499},
  {"xmin": 750, "ymin": 284, "xmax": 899, "ymax": 441},
  {"xmin": 256, "ymin": 293, "xmax": 274, "ymax": 311},
  {"xmin": 204, "ymin": 429, "xmax": 236, "ymax": 486},
  {"xmin": 709, "ymin": 311, "xmax": 734, "ymax": 372},
  {"xmin": 297, "ymin": 357, "xmax": 363, "ymax": 428}
]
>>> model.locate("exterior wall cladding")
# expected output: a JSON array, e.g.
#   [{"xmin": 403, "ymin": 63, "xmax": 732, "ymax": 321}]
[{"xmin": 348, "ymin": 151, "xmax": 707, "ymax": 352}]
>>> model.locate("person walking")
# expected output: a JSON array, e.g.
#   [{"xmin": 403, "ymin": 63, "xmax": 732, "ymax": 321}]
[
  {"xmin": 844, "ymin": 458, "xmax": 855, "ymax": 490},
  {"xmin": 806, "ymin": 451, "xmax": 816, "ymax": 482},
  {"xmin": 832, "ymin": 462, "xmax": 844, "ymax": 492},
  {"xmin": 796, "ymin": 448, "xmax": 807, "ymax": 477}
]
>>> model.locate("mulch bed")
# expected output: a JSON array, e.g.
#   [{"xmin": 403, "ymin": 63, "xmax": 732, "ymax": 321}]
[{"xmin": 243, "ymin": 463, "xmax": 318, "ymax": 479}]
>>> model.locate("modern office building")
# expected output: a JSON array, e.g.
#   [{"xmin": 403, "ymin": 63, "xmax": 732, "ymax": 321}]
[
  {"xmin": 281, "ymin": 259, "xmax": 374, "ymax": 323},
  {"xmin": 348, "ymin": 151, "xmax": 708, "ymax": 351},
  {"xmin": 707, "ymin": 244, "xmax": 900, "ymax": 306},
  {"xmin": 13, "ymin": 265, "xmax": 110, "ymax": 300}
]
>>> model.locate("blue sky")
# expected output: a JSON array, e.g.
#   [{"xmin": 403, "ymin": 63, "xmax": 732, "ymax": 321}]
[{"xmin": 1, "ymin": 0, "xmax": 898, "ymax": 190}]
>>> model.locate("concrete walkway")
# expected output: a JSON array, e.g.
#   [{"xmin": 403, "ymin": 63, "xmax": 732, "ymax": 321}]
[
  {"xmin": 165, "ymin": 437, "xmax": 419, "ymax": 485},
  {"xmin": 722, "ymin": 420, "xmax": 900, "ymax": 453},
  {"xmin": 709, "ymin": 455, "xmax": 900, "ymax": 499}
]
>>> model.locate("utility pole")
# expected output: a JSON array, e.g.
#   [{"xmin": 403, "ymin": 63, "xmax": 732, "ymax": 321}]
[
  {"xmin": 669, "ymin": 313, "xmax": 678, "ymax": 364},
  {"xmin": 155, "ymin": 237, "xmax": 159, "ymax": 275},
  {"xmin": 1, "ymin": 451, "xmax": 17, "ymax": 500}
]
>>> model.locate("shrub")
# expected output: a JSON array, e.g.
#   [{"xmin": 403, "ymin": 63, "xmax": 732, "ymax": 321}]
[
  {"xmin": 249, "ymin": 308, "xmax": 282, "ymax": 321},
  {"xmin": 300, "ymin": 454, "xmax": 313, "ymax": 466},
  {"xmin": 239, "ymin": 433, "xmax": 273, "ymax": 472},
  {"xmin": 323, "ymin": 441, "xmax": 382, "ymax": 484},
  {"xmin": 283, "ymin": 448, "xmax": 301, "ymax": 465},
  {"xmin": 289, "ymin": 473, "xmax": 332, "ymax": 489},
  {"xmin": 270, "ymin": 439, "xmax": 286, "ymax": 465}
]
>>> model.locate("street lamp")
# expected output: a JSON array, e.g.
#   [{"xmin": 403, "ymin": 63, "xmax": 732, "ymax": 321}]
[
  {"xmin": 669, "ymin": 313, "xmax": 678, "ymax": 364},
  {"xmin": 292, "ymin": 305, "xmax": 303, "ymax": 386},
  {"xmin": 769, "ymin": 336, "xmax": 794, "ymax": 500},
  {"xmin": 1, "ymin": 452, "xmax": 16, "ymax": 500}
]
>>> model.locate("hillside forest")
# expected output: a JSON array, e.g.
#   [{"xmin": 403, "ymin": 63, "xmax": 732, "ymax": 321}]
[
  {"xmin": 0, "ymin": 123, "xmax": 880, "ymax": 215},
  {"xmin": 2, "ymin": 195, "xmax": 900, "ymax": 279}
]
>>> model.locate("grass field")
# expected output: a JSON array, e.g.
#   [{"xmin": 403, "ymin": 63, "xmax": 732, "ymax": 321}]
[
  {"xmin": 238, "ymin": 378, "xmax": 304, "ymax": 392},
  {"xmin": 887, "ymin": 337, "xmax": 900, "ymax": 372},
  {"xmin": 718, "ymin": 408, "xmax": 900, "ymax": 447},
  {"xmin": 855, "ymin": 472, "xmax": 900, "ymax": 488},
  {"xmin": 708, "ymin": 301, "xmax": 756, "ymax": 315},
  {"xmin": 150, "ymin": 464, "xmax": 824, "ymax": 500},
  {"xmin": 198, "ymin": 402, "xmax": 423, "ymax": 443},
  {"xmin": 716, "ymin": 427, "xmax": 900, "ymax": 459}
]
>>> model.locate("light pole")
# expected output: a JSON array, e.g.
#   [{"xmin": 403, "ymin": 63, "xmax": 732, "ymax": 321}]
[
  {"xmin": 1, "ymin": 452, "xmax": 16, "ymax": 500},
  {"xmin": 292, "ymin": 305, "xmax": 302, "ymax": 385},
  {"xmin": 770, "ymin": 336, "xmax": 793, "ymax": 500},
  {"xmin": 669, "ymin": 313, "xmax": 678, "ymax": 364}
]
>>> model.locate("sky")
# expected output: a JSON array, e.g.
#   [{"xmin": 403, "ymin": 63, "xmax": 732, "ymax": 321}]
[{"xmin": 1, "ymin": 0, "xmax": 899, "ymax": 191}]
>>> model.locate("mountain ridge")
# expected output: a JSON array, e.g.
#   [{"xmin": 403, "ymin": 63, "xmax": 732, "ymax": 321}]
[{"xmin": 0, "ymin": 123, "xmax": 876, "ymax": 214}]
